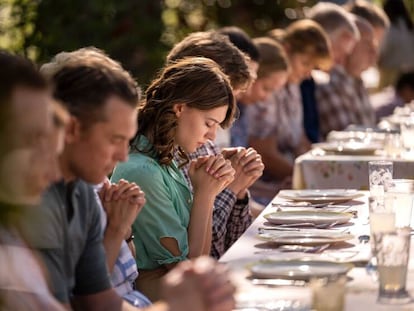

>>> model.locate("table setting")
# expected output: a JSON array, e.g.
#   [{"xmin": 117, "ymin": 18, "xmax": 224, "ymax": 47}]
[
  {"xmin": 292, "ymin": 127, "xmax": 414, "ymax": 190},
  {"xmin": 221, "ymin": 167, "xmax": 414, "ymax": 310}
]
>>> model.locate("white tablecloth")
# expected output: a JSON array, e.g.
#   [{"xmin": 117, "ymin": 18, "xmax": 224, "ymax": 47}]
[
  {"xmin": 220, "ymin": 192, "xmax": 414, "ymax": 310},
  {"xmin": 293, "ymin": 151, "xmax": 414, "ymax": 190}
]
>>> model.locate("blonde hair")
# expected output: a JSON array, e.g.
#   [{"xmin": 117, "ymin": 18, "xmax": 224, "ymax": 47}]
[
  {"xmin": 267, "ymin": 19, "xmax": 332, "ymax": 71},
  {"xmin": 252, "ymin": 37, "xmax": 289, "ymax": 79}
]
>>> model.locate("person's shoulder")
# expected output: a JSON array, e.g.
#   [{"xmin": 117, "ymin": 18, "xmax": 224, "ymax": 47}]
[
  {"xmin": 111, "ymin": 153, "xmax": 164, "ymax": 184},
  {"xmin": 40, "ymin": 181, "xmax": 65, "ymax": 210},
  {"xmin": 120, "ymin": 152, "xmax": 159, "ymax": 170}
]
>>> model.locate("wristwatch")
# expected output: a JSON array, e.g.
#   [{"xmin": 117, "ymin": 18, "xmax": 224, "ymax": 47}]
[
  {"xmin": 236, "ymin": 193, "xmax": 249, "ymax": 205},
  {"xmin": 125, "ymin": 233, "xmax": 135, "ymax": 243}
]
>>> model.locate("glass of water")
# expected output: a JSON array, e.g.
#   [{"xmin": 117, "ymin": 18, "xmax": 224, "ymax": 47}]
[
  {"xmin": 368, "ymin": 161, "xmax": 393, "ymax": 196},
  {"xmin": 375, "ymin": 228, "xmax": 411, "ymax": 304},
  {"xmin": 401, "ymin": 118, "xmax": 414, "ymax": 153}
]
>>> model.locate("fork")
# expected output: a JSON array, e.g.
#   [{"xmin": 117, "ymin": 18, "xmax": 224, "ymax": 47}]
[
  {"xmin": 272, "ymin": 201, "xmax": 334, "ymax": 208},
  {"xmin": 258, "ymin": 226, "xmax": 350, "ymax": 234},
  {"xmin": 278, "ymin": 243, "xmax": 330, "ymax": 253},
  {"xmin": 276, "ymin": 221, "xmax": 340, "ymax": 229}
]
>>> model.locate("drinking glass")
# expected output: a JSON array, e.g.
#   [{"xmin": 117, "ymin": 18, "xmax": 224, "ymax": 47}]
[
  {"xmin": 368, "ymin": 196, "xmax": 395, "ymax": 269},
  {"xmin": 368, "ymin": 161, "xmax": 393, "ymax": 196},
  {"xmin": 375, "ymin": 228, "xmax": 411, "ymax": 304},
  {"xmin": 385, "ymin": 179, "xmax": 414, "ymax": 228},
  {"xmin": 401, "ymin": 118, "xmax": 414, "ymax": 152},
  {"xmin": 384, "ymin": 132, "xmax": 403, "ymax": 158},
  {"xmin": 310, "ymin": 275, "xmax": 347, "ymax": 311}
]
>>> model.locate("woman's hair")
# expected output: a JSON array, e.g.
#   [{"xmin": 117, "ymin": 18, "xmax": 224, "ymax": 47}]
[
  {"xmin": 267, "ymin": 19, "xmax": 332, "ymax": 71},
  {"xmin": 134, "ymin": 57, "xmax": 236, "ymax": 165},
  {"xmin": 252, "ymin": 37, "xmax": 289, "ymax": 79}
]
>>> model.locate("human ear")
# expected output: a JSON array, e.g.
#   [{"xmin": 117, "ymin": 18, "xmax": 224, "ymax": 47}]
[
  {"xmin": 172, "ymin": 103, "xmax": 185, "ymax": 118},
  {"xmin": 64, "ymin": 116, "xmax": 82, "ymax": 143}
]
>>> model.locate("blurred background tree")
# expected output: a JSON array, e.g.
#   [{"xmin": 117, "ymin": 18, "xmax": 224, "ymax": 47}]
[{"xmin": 0, "ymin": 0, "xmax": 413, "ymax": 86}]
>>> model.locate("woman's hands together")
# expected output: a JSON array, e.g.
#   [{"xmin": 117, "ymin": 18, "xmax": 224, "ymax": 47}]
[{"xmin": 188, "ymin": 154, "xmax": 235, "ymax": 198}]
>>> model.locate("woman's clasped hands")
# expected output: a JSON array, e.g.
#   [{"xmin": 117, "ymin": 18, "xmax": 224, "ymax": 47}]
[{"xmin": 189, "ymin": 154, "xmax": 235, "ymax": 197}]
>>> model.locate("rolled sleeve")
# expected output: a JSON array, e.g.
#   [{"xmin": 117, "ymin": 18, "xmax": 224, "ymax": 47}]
[{"xmin": 111, "ymin": 155, "xmax": 190, "ymax": 270}]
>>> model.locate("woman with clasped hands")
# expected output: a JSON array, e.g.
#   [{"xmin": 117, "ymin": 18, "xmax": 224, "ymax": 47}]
[{"xmin": 111, "ymin": 57, "xmax": 236, "ymax": 300}]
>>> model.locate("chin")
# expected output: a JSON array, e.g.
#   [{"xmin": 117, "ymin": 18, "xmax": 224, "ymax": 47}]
[{"xmin": 82, "ymin": 174, "xmax": 107, "ymax": 185}]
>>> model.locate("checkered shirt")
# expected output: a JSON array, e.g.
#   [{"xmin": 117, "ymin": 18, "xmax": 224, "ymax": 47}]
[
  {"xmin": 176, "ymin": 140, "xmax": 252, "ymax": 259},
  {"xmin": 316, "ymin": 65, "xmax": 376, "ymax": 139}
]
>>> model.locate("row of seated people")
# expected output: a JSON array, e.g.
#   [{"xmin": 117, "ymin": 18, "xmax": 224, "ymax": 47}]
[{"xmin": 0, "ymin": 0, "xmax": 400, "ymax": 309}]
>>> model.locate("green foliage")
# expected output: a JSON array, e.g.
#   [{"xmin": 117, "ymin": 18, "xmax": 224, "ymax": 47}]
[
  {"xmin": 5, "ymin": 0, "xmax": 414, "ymax": 86},
  {"xmin": 162, "ymin": 0, "xmax": 318, "ymax": 44},
  {"xmin": 1, "ymin": 0, "xmax": 165, "ymax": 87}
]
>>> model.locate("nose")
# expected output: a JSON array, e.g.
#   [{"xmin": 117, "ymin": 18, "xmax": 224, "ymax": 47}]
[
  {"xmin": 205, "ymin": 125, "xmax": 217, "ymax": 141},
  {"xmin": 115, "ymin": 143, "xmax": 129, "ymax": 163}
]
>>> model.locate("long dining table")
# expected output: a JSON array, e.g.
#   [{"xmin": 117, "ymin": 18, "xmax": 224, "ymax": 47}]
[
  {"xmin": 292, "ymin": 151, "xmax": 414, "ymax": 190},
  {"xmin": 220, "ymin": 191, "xmax": 414, "ymax": 310}
]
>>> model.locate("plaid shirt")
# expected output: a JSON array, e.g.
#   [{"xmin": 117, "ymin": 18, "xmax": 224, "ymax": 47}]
[
  {"xmin": 316, "ymin": 65, "xmax": 376, "ymax": 139},
  {"xmin": 176, "ymin": 140, "xmax": 252, "ymax": 259}
]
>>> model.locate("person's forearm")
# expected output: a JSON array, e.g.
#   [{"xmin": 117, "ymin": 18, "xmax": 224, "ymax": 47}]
[
  {"xmin": 188, "ymin": 192, "xmax": 214, "ymax": 258},
  {"xmin": 295, "ymin": 134, "xmax": 311, "ymax": 157},
  {"xmin": 202, "ymin": 213, "xmax": 213, "ymax": 254},
  {"xmin": 122, "ymin": 300, "xmax": 169, "ymax": 311},
  {"xmin": 260, "ymin": 149, "xmax": 293, "ymax": 179},
  {"xmin": 103, "ymin": 226, "xmax": 125, "ymax": 273}
]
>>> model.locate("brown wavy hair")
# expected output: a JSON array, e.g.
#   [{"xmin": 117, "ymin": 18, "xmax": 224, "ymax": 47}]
[
  {"xmin": 133, "ymin": 57, "xmax": 236, "ymax": 165},
  {"xmin": 167, "ymin": 31, "xmax": 252, "ymax": 92}
]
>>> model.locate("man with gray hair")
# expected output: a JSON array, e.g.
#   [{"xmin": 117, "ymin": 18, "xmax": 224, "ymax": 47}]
[
  {"xmin": 317, "ymin": 16, "xmax": 378, "ymax": 137},
  {"xmin": 301, "ymin": 2, "xmax": 360, "ymax": 142},
  {"xmin": 308, "ymin": 2, "xmax": 359, "ymax": 66}
]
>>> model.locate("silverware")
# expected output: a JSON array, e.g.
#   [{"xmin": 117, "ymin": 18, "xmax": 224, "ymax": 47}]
[
  {"xmin": 249, "ymin": 278, "xmax": 306, "ymax": 287},
  {"xmin": 278, "ymin": 243, "xmax": 330, "ymax": 253},
  {"xmin": 258, "ymin": 227, "xmax": 350, "ymax": 234},
  {"xmin": 272, "ymin": 201, "xmax": 335, "ymax": 208},
  {"xmin": 258, "ymin": 226, "xmax": 302, "ymax": 232},
  {"xmin": 254, "ymin": 243, "xmax": 330, "ymax": 255},
  {"xmin": 274, "ymin": 221, "xmax": 340, "ymax": 229}
]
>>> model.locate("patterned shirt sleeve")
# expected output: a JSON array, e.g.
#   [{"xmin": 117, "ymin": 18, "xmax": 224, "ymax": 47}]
[
  {"xmin": 224, "ymin": 192, "xmax": 252, "ymax": 253},
  {"xmin": 179, "ymin": 140, "xmax": 252, "ymax": 259},
  {"xmin": 211, "ymin": 189, "xmax": 252, "ymax": 259},
  {"xmin": 317, "ymin": 67, "xmax": 356, "ymax": 138}
]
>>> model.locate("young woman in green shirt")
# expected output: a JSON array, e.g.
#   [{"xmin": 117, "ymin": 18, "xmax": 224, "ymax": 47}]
[{"xmin": 111, "ymin": 57, "xmax": 236, "ymax": 300}]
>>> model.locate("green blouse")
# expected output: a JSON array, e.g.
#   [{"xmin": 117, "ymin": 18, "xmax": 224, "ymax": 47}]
[{"xmin": 110, "ymin": 135, "xmax": 193, "ymax": 270}]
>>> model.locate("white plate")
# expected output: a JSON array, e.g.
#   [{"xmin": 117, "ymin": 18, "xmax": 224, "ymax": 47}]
[
  {"xmin": 312, "ymin": 141, "xmax": 381, "ymax": 155},
  {"xmin": 263, "ymin": 211, "xmax": 353, "ymax": 226},
  {"xmin": 258, "ymin": 230, "xmax": 354, "ymax": 245},
  {"xmin": 250, "ymin": 259, "xmax": 352, "ymax": 280},
  {"xmin": 278, "ymin": 189, "xmax": 362, "ymax": 203}
]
